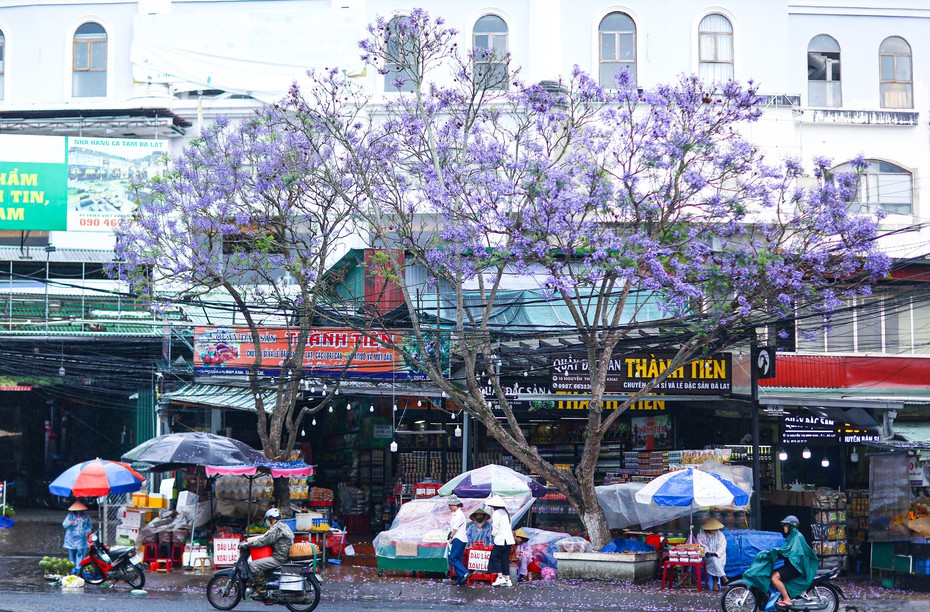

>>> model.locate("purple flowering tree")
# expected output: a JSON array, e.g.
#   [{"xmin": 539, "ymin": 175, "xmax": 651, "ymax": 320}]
[
  {"xmin": 113, "ymin": 110, "xmax": 355, "ymax": 490},
  {"xmin": 296, "ymin": 10, "xmax": 888, "ymax": 547},
  {"xmin": 119, "ymin": 9, "xmax": 889, "ymax": 544}
]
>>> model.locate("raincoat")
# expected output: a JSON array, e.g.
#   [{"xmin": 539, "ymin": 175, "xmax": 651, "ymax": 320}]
[
  {"xmin": 742, "ymin": 525, "xmax": 818, "ymax": 598},
  {"xmin": 697, "ymin": 529, "xmax": 727, "ymax": 578},
  {"xmin": 62, "ymin": 512, "xmax": 92, "ymax": 550}
]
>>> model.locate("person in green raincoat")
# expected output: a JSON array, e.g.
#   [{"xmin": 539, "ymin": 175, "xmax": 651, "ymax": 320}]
[{"xmin": 742, "ymin": 515, "xmax": 818, "ymax": 607}]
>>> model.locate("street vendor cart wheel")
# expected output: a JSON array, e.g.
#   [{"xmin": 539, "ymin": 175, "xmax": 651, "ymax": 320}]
[
  {"xmin": 206, "ymin": 574, "xmax": 242, "ymax": 610},
  {"xmin": 720, "ymin": 584, "xmax": 758, "ymax": 612}
]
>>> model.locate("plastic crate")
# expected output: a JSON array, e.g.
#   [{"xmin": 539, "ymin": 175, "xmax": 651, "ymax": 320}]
[
  {"xmin": 250, "ymin": 545, "xmax": 273, "ymax": 561},
  {"xmin": 344, "ymin": 514, "xmax": 370, "ymax": 535}
]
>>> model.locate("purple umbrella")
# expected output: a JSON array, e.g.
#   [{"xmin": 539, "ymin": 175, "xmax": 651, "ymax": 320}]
[{"xmin": 438, "ymin": 464, "xmax": 547, "ymax": 498}]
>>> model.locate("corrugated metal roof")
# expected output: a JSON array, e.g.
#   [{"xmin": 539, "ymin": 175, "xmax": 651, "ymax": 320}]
[
  {"xmin": 0, "ymin": 247, "xmax": 117, "ymax": 263},
  {"xmin": 163, "ymin": 383, "xmax": 275, "ymax": 413}
]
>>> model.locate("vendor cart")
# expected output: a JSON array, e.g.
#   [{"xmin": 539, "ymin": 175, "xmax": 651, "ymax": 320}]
[{"xmin": 376, "ymin": 540, "xmax": 449, "ymax": 574}]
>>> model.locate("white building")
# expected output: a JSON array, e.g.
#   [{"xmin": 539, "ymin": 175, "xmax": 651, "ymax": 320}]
[{"xmin": 0, "ymin": 0, "xmax": 927, "ymax": 345}]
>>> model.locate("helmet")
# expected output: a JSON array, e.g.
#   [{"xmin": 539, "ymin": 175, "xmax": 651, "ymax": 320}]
[
  {"xmin": 264, "ymin": 508, "xmax": 281, "ymax": 520},
  {"xmin": 780, "ymin": 515, "xmax": 800, "ymax": 528}
]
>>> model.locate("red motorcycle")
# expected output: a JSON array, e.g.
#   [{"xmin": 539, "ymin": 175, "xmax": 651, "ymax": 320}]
[{"xmin": 79, "ymin": 531, "xmax": 146, "ymax": 588}]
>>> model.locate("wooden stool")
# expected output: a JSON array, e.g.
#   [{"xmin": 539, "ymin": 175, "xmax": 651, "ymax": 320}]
[
  {"xmin": 153, "ymin": 559, "xmax": 172, "ymax": 573},
  {"xmin": 191, "ymin": 557, "xmax": 212, "ymax": 573}
]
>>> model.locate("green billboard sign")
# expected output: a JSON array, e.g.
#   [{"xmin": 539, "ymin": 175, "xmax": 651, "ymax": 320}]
[{"xmin": 0, "ymin": 134, "xmax": 168, "ymax": 232}]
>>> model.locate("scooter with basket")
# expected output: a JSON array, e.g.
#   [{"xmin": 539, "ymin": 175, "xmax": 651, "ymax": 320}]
[{"xmin": 206, "ymin": 546, "xmax": 321, "ymax": 612}]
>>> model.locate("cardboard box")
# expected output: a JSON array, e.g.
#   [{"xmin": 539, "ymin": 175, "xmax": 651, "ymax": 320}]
[
  {"xmin": 120, "ymin": 508, "xmax": 155, "ymax": 529},
  {"xmin": 115, "ymin": 525, "xmax": 140, "ymax": 542}
]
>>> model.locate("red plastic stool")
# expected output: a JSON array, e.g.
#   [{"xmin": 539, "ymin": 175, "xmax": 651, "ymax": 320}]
[
  {"xmin": 152, "ymin": 559, "xmax": 172, "ymax": 572},
  {"xmin": 143, "ymin": 542, "xmax": 158, "ymax": 563},
  {"xmin": 171, "ymin": 543, "xmax": 184, "ymax": 564}
]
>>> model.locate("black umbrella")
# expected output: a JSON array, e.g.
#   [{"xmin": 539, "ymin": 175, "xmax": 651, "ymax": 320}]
[{"xmin": 121, "ymin": 432, "xmax": 267, "ymax": 470}]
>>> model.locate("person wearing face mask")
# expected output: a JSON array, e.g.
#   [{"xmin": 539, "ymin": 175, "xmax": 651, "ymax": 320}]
[{"xmin": 466, "ymin": 505, "xmax": 493, "ymax": 547}]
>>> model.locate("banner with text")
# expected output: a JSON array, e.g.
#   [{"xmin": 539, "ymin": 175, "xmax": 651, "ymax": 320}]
[
  {"xmin": 551, "ymin": 352, "xmax": 732, "ymax": 396},
  {"xmin": 194, "ymin": 326, "xmax": 431, "ymax": 380},
  {"xmin": 0, "ymin": 134, "xmax": 168, "ymax": 232}
]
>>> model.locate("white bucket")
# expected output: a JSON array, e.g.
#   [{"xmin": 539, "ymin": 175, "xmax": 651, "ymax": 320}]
[{"xmin": 280, "ymin": 575, "xmax": 304, "ymax": 591}]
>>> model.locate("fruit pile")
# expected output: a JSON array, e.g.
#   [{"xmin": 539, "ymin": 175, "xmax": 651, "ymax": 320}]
[{"xmin": 39, "ymin": 556, "xmax": 74, "ymax": 576}]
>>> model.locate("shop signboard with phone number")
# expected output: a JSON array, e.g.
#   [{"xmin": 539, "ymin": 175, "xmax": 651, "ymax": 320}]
[{"xmin": 550, "ymin": 352, "xmax": 732, "ymax": 396}]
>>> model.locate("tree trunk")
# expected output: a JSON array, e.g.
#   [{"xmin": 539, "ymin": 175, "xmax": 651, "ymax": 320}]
[
  {"xmin": 578, "ymin": 463, "xmax": 612, "ymax": 550},
  {"xmin": 580, "ymin": 506, "xmax": 612, "ymax": 551},
  {"xmin": 273, "ymin": 477, "xmax": 292, "ymax": 518}
]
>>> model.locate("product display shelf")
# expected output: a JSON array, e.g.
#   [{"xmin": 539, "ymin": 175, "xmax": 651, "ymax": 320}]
[
  {"xmin": 811, "ymin": 490, "xmax": 849, "ymax": 572},
  {"xmin": 846, "ymin": 489, "xmax": 869, "ymax": 562},
  {"xmin": 532, "ymin": 488, "xmax": 583, "ymax": 535}
]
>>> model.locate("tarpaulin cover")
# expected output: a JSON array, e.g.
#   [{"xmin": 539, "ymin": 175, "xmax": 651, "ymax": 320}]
[
  {"xmin": 515, "ymin": 527, "xmax": 569, "ymax": 573},
  {"xmin": 438, "ymin": 464, "xmax": 547, "ymax": 498},
  {"xmin": 596, "ymin": 462, "xmax": 753, "ymax": 530},
  {"xmin": 600, "ymin": 538, "xmax": 656, "ymax": 553},
  {"xmin": 131, "ymin": 8, "xmax": 365, "ymax": 102},
  {"xmin": 373, "ymin": 494, "xmax": 534, "ymax": 560},
  {"xmin": 722, "ymin": 529, "xmax": 786, "ymax": 578}
]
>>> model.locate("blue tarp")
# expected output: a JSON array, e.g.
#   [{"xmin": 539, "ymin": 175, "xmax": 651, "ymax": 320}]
[
  {"xmin": 600, "ymin": 537, "xmax": 656, "ymax": 553},
  {"xmin": 723, "ymin": 529, "xmax": 786, "ymax": 578}
]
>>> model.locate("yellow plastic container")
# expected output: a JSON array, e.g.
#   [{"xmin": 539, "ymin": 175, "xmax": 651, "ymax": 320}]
[{"xmin": 132, "ymin": 493, "xmax": 148, "ymax": 507}]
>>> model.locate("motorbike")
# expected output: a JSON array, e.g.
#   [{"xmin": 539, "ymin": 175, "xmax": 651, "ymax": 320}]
[
  {"xmin": 79, "ymin": 531, "xmax": 146, "ymax": 588},
  {"xmin": 721, "ymin": 566, "xmax": 844, "ymax": 612},
  {"xmin": 206, "ymin": 549, "xmax": 322, "ymax": 612}
]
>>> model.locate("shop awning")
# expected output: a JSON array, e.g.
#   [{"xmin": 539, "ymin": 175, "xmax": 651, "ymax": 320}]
[
  {"xmin": 163, "ymin": 383, "xmax": 276, "ymax": 413},
  {"xmin": 205, "ymin": 461, "xmax": 314, "ymax": 478}
]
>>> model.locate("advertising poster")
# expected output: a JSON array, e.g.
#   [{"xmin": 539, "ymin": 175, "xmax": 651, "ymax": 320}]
[
  {"xmin": 631, "ymin": 414, "xmax": 671, "ymax": 450},
  {"xmin": 193, "ymin": 326, "xmax": 433, "ymax": 380},
  {"xmin": 67, "ymin": 137, "xmax": 168, "ymax": 232},
  {"xmin": 0, "ymin": 134, "xmax": 167, "ymax": 232}
]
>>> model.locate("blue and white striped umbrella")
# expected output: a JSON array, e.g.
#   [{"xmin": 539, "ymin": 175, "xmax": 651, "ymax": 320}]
[{"xmin": 634, "ymin": 467, "xmax": 749, "ymax": 507}]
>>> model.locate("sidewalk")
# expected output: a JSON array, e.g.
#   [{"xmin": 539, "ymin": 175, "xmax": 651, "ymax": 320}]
[{"xmin": 1, "ymin": 509, "xmax": 928, "ymax": 611}]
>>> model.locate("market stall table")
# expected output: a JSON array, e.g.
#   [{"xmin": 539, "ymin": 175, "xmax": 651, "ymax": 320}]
[{"xmin": 660, "ymin": 558, "xmax": 705, "ymax": 591}]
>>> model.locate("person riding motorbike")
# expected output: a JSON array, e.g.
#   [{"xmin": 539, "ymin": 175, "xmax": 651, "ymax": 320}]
[
  {"xmin": 742, "ymin": 515, "xmax": 819, "ymax": 608},
  {"xmin": 238, "ymin": 507, "xmax": 294, "ymax": 597}
]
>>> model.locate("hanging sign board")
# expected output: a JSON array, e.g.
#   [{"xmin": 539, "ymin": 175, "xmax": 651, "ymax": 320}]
[
  {"xmin": 194, "ymin": 326, "xmax": 433, "ymax": 380},
  {"xmin": 551, "ymin": 352, "xmax": 732, "ymax": 396}
]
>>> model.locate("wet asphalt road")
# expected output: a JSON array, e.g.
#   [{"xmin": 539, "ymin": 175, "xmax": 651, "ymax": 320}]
[{"xmin": 3, "ymin": 510, "xmax": 930, "ymax": 611}]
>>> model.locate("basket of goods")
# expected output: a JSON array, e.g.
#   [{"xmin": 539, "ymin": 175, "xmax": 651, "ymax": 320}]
[{"xmin": 288, "ymin": 542, "xmax": 319, "ymax": 560}]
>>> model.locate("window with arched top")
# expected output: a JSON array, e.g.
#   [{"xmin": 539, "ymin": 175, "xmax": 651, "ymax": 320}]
[
  {"xmin": 473, "ymin": 15, "xmax": 509, "ymax": 90},
  {"xmin": 598, "ymin": 12, "xmax": 636, "ymax": 87},
  {"xmin": 879, "ymin": 36, "xmax": 912, "ymax": 109},
  {"xmin": 807, "ymin": 35, "xmax": 841, "ymax": 108},
  {"xmin": 835, "ymin": 160, "xmax": 912, "ymax": 215},
  {"xmin": 0, "ymin": 30, "xmax": 5, "ymax": 100},
  {"xmin": 698, "ymin": 14, "xmax": 733, "ymax": 83},
  {"xmin": 73, "ymin": 22, "xmax": 107, "ymax": 97},
  {"xmin": 384, "ymin": 16, "xmax": 417, "ymax": 93}
]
